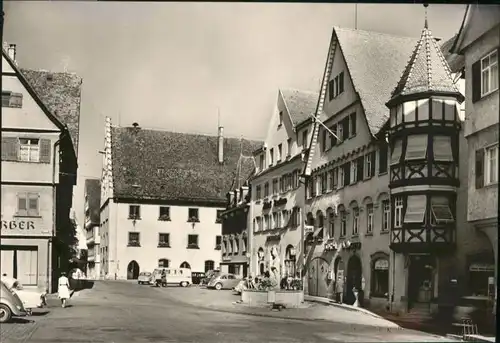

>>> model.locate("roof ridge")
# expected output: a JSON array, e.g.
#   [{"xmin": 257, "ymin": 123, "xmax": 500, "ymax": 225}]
[
  {"xmin": 280, "ymin": 88, "xmax": 318, "ymax": 95},
  {"xmin": 333, "ymin": 25, "xmax": 417, "ymax": 40}
]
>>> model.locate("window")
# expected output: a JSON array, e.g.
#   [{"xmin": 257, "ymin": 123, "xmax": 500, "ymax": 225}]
[
  {"xmin": 128, "ymin": 232, "xmax": 140, "ymax": 247},
  {"xmin": 256, "ymin": 185, "xmax": 262, "ymax": 199},
  {"xmin": 188, "ymin": 208, "xmax": 199, "ymax": 222},
  {"xmin": 356, "ymin": 156, "xmax": 364, "ymax": 182},
  {"xmin": 338, "ymin": 166, "xmax": 345, "ymax": 188},
  {"xmin": 306, "ymin": 178, "xmax": 313, "ymax": 199},
  {"xmin": 287, "ymin": 138, "xmax": 292, "ymax": 157},
  {"xmin": 180, "ymin": 262, "xmax": 191, "ymax": 269},
  {"xmin": 365, "ymin": 154, "xmax": 373, "ymax": 179},
  {"xmin": 431, "ymin": 196, "xmax": 454, "ymax": 224},
  {"xmin": 272, "ymin": 212, "xmax": 278, "ymax": 229},
  {"xmin": 350, "ymin": 161, "xmax": 357, "ymax": 184},
  {"xmin": 481, "ymin": 50, "xmax": 498, "ymax": 97},
  {"xmin": 341, "ymin": 117, "xmax": 350, "ymax": 141},
  {"xmin": 329, "ymin": 79, "xmax": 334, "ymax": 101},
  {"xmin": 328, "ymin": 212, "xmax": 335, "ymax": 238},
  {"xmin": 322, "ymin": 130, "xmax": 328, "ymax": 151},
  {"xmin": 329, "ymin": 72, "xmax": 345, "ymax": 100},
  {"xmin": 390, "ymin": 140, "xmax": 402, "ymax": 165},
  {"xmin": 485, "ymin": 144, "xmax": 498, "ymax": 185},
  {"xmin": 406, "ymin": 135, "xmax": 427, "ymax": 160},
  {"xmin": 158, "ymin": 233, "xmax": 170, "ymax": 247},
  {"xmin": 333, "ymin": 167, "xmax": 338, "ymax": 189},
  {"xmin": 128, "ymin": 205, "xmax": 140, "ymax": 219},
  {"xmin": 19, "ymin": 138, "xmax": 40, "ymax": 162},
  {"xmin": 17, "ymin": 193, "xmax": 39, "ymax": 217},
  {"xmin": 340, "ymin": 211, "xmax": 347, "ymax": 237},
  {"xmin": 204, "ymin": 260, "xmax": 215, "ymax": 273},
  {"xmin": 187, "ymin": 234, "xmax": 199, "ymax": 249},
  {"xmin": 158, "ymin": 258, "xmax": 170, "ymax": 268},
  {"xmin": 285, "ymin": 245, "xmax": 297, "ymax": 277},
  {"xmin": 475, "ymin": 149, "xmax": 485, "ymax": 189},
  {"xmin": 404, "ymin": 101, "xmax": 416, "ymax": 122},
  {"xmin": 321, "ymin": 173, "xmax": 327, "ymax": 194},
  {"xmin": 302, "ymin": 130, "xmax": 308, "ymax": 148},
  {"xmin": 259, "ymin": 154, "xmax": 265, "ymax": 170},
  {"xmin": 216, "ymin": 210, "xmax": 224, "ymax": 223},
  {"xmin": 327, "ymin": 170, "xmax": 334, "ymax": 191},
  {"xmin": 1, "ymin": 91, "xmax": 23, "ymax": 108},
  {"xmin": 278, "ymin": 144, "xmax": 283, "ymax": 162},
  {"xmin": 272, "ymin": 178, "xmax": 278, "ymax": 194},
  {"xmin": 379, "ymin": 143, "xmax": 388, "ymax": 174},
  {"xmin": 338, "ymin": 72, "xmax": 344, "ymax": 94},
  {"xmin": 352, "ymin": 207, "xmax": 359, "ymax": 235},
  {"xmin": 372, "ymin": 258, "xmax": 389, "ymax": 298},
  {"xmin": 394, "ymin": 197, "xmax": 403, "ymax": 228},
  {"xmin": 382, "ymin": 200, "xmax": 390, "ymax": 232},
  {"xmin": 404, "ymin": 195, "xmax": 427, "ymax": 223},
  {"xmin": 367, "ymin": 204, "xmax": 374, "ymax": 233},
  {"xmin": 433, "ymin": 136, "xmax": 453, "ymax": 161},
  {"xmin": 282, "ymin": 210, "xmax": 289, "ymax": 227},
  {"xmin": 349, "ymin": 112, "xmax": 357, "ymax": 137},
  {"xmin": 279, "ymin": 111, "xmax": 283, "ymax": 126},
  {"xmin": 159, "ymin": 206, "xmax": 170, "ymax": 220},
  {"xmin": 215, "ymin": 235, "xmax": 222, "ymax": 249},
  {"xmin": 269, "ymin": 148, "xmax": 274, "ymax": 165},
  {"xmin": 337, "ymin": 124, "xmax": 343, "ymax": 144}
]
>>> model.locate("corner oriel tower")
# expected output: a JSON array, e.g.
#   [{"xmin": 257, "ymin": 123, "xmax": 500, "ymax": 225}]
[{"xmin": 386, "ymin": 5, "xmax": 465, "ymax": 312}]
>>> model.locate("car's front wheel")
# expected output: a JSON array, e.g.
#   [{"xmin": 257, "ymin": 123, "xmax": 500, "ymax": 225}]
[
  {"xmin": 0, "ymin": 304, "xmax": 12, "ymax": 323},
  {"xmin": 180, "ymin": 281, "xmax": 188, "ymax": 288},
  {"xmin": 215, "ymin": 283, "xmax": 223, "ymax": 290}
]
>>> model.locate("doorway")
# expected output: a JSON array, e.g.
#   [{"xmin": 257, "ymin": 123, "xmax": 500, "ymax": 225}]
[
  {"xmin": 345, "ymin": 255, "xmax": 362, "ymax": 305},
  {"xmin": 127, "ymin": 260, "xmax": 140, "ymax": 280},
  {"xmin": 407, "ymin": 254, "xmax": 435, "ymax": 309},
  {"xmin": 307, "ymin": 257, "xmax": 329, "ymax": 297}
]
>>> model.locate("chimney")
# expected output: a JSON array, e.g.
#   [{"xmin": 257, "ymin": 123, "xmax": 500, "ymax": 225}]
[
  {"xmin": 218, "ymin": 126, "xmax": 224, "ymax": 163},
  {"xmin": 7, "ymin": 44, "xmax": 16, "ymax": 63}
]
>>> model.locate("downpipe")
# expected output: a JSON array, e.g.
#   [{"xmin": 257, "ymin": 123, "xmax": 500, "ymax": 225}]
[{"xmin": 48, "ymin": 137, "xmax": 62, "ymax": 294}]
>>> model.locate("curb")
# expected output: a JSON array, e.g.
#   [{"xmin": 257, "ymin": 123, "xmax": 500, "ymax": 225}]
[{"xmin": 304, "ymin": 295, "xmax": 387, "ymax": 320}]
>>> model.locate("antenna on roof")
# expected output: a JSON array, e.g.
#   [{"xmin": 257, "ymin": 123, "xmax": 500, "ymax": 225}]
[
  {"xmin": 354, "ymin": 4, "xmax": 358, "ymax": 30},
  {"xmin": 424, "ymin": 3, "xmax": 429, "ymax": 29}
]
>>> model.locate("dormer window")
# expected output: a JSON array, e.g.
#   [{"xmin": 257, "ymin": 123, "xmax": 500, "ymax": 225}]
[
  {"xmin": 287, "ymin": 138, "xmax": 292, "ymax": 157},
  {"xmin": 1, "ymin": 91, "xmax": 23, "ymax": 108},
  {"xmin": 259, "ymin": 154, "xmax": 265, "ymax": 170},
  {"xmin": 302, "ymin": 130, "xmax": 308, "ymax": 149},
  {"xmin": 277, "ymin": 144, "xmax": 282, "ymax": 162},
  {"xmin": 328, "ymin": 71, "xmax": 345, "ymax": 100}
]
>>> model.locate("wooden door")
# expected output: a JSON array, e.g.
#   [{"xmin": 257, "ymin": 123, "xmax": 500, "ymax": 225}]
[
  {"xmin": 0, "ymin": 250, "xmax": 14, "ymax": 278},
  {"xmin": 17, "ymin": 249, "xmax": 38, "ymax": 286},
  {"xmin": 308, "ymin": 258, "xmax": 329, "ymax": 297}
]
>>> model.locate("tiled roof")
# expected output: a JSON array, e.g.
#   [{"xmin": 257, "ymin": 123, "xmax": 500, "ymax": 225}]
[
  {"xmin": 389, "ymin": 26, "xmax": 462, "ymax": 103},
  {"xmin": 110, "ymin": 126, "xmax": 263, "ymax": 203},
  {"xmin": 333, "ymin": 27, "xmax": 418, "ymax": 135},
  {"xmin": 84, "ymin": 179, "xmax": 101, "ymax": 224},
  {"xmin": 440, "ymin": 34, "xmax": 465, "ymax": 73},
  {"xmin": 21, "ymin": 69, "xmax": 83, "ymax": 155},
  {"xmin": 280, "ymin": 89, "xmax": 319, "ymax": 127}
]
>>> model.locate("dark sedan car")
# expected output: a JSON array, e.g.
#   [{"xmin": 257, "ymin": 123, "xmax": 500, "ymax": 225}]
[{"xmin": 191, "ymin": 272, "xmax": 205, "ymax": 285}]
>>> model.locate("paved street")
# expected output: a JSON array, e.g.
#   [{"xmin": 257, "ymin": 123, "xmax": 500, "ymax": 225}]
[{"xmin": 0, "ymin": 281, "xmax": 459, "ymax": 343}]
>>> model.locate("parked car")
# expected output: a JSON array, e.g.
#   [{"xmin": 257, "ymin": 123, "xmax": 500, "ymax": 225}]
[
  {"xmin": 207, "ymin": 273, "xmax": 241, "ymax": 290},
  {"xmin": 10, "ymin": 281, "xmax": 46, "ymax": 315},
  {"xmin": 138, "ymin": 272, "xmax": 152, "ymax": 285},
  {"xmin": 0, "ymin": 281, "xmax": 27, "ymax": 323},
  {"xmin": 200, "ymin": 270, "xmax": 219, "ymax": 286},
  {"xmin": 191, "ymin": 272, "xmax": 205, "ymax": 285},
  {"xmin": 150, "ymin": 268, "xmax": 192, "ymax": 287}
]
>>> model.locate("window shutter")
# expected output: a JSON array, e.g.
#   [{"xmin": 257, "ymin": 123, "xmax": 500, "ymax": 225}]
[
  {"xmin": 357, "ymin": 156, "xmax": 364, "ymax": 181},
  {"xmin": 329, "ymin": 80, "xmax": 334, "ymax": 101},
  {"xmin": 370, "ymin": 151, "xmax": 376, "ymax": 176},
  {"xmin": 39, "ymin": 139, "xmax": 51, "ymax": 164},
  {"xmin": 2, "ymin": 137, "xmax": 19, "ymax": 161},
  {"xmin": 331, "ymin": 124, "xmax": 338, "ymax": 146},
  {"xmin": 471, "ymin": 60, "xmax": 481, "ymax": 103},
  {"xmin": 342, "ymin": 118, "xmax": 349, "ymax": 141},
  {"xmin": 475, "ymin": 149, "xmax": 484, "ymax": 189},
  {"xmin": 339, "ymin": 72, "xmax": 344, "ymax": 94},
  {"xmin": 379, "ymin": 144, "xmax": 388, "ymax": 173},
  {"xmin": 344, "ymin": 163, "xmax": 351, "ymax": 185},
  {"xmin": 350, "ymin": 113, "xmax": 357, "ymax": 136}
]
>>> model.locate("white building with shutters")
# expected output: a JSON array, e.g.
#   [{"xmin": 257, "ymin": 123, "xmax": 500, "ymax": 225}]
[{"xmin": 1, "ymin": 44, "xmax": 82, "ymax": 292}]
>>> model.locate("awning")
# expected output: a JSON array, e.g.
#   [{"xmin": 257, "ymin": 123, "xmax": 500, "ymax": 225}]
[
  {"xmin": 313, "ymin": 227, "xmax": 323, "ymax": 238},
  {"xmin": 469, "ymin": 263, "xmax": 494, "ymax": 272}
]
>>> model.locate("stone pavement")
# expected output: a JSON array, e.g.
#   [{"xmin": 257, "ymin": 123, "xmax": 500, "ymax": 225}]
[{"xmin": 157, "ymin": 285, "xmax": 401, "ymax": 328}]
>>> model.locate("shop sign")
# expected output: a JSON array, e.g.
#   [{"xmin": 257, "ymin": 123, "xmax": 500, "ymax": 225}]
[
  {"xmin": 1, "ymin": 219, "xmax": 50, "ymax": 236},
  {"xmin": 2, "ymin": 220, "xmax": 36, "ymax": 231},
  {"xmin": 374, "ymin": 259, "xmax": 389, "ymax": 270}
]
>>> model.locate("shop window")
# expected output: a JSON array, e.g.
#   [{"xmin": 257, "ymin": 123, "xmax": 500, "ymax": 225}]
[
  {"xmin": 468, "ymin": 262, "xmax": 495, "ymax": 296},
  {"xmin": 371, "ymin": 258, "xmax": 389, "ymax": 298},
  {"xmin": 430, "ymin": 196, "xmax": 454, "ymax": 224},
  {"xmin": 404, "ymin": 195, "xmax": 427, "ymax": 223},
  {"xmin": 406, "ymin": 135, "xmax": 428, "ymax": 160}
]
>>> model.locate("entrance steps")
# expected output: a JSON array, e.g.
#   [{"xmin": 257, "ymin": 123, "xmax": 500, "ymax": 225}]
[{"xmin": 402, "ymin": 303, "xmax": 433, "ymax": 321}]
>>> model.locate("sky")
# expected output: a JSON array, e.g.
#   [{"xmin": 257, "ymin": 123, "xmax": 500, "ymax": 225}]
[{"xmin": 3, "ymin": 1, "xmax": 466, "ymax": 223}]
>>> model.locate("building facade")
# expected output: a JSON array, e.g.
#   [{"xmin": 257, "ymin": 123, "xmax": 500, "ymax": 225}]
[
  {"xmin": 99, "ymin": 118, "xmax": 261, "ymax": 279},
  {"xmin": 1, "ymin": 44, "xmax": 81, "ymax": 292},
  {"xmin": 249, "ymin": 89, "xmax": 317, "ymax": 281},
  {"xmin": 84, "ymin": 178, "xmax": 101, "ymax": 279},
  {"xmin": 303, "ymin": 27, "xmax": 418, "ymax": 309},
  {"xmin": 451, "ymin": 4, "xmax": 499, "ymax": 312}
]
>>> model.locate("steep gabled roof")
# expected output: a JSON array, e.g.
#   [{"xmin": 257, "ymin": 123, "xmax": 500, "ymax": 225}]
[
  {"xmin": 441, "ymin": 34, "xmax": 465, "ymax": 73},
  {"xmin": 21, "ymin": 69, "xmax": 83, "ymax": 155},
  {"xmin": 280, "ymin": 89, "xmax": 319, "ymax": 127},
  {"xmin": 388, "ymin": 25, "xmax": 463, "ymax": 105},
  {"xmin": 110, "ymin": 126, "xmax": 262, "ymax": 203},
  {"xmin": 334, "ymin": 27, "xmax": 418, "ymax": 135}
]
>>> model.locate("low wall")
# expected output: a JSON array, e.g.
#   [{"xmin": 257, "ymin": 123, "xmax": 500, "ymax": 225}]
[{"xmin": 241, "ymin": 290, "xmax": 304, "ymax": 308}]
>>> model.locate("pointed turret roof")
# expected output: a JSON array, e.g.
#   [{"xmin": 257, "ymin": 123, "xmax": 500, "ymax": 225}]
[{"xmin": 387, "ymin": 22, "xmax": 464, "ymax": 106}]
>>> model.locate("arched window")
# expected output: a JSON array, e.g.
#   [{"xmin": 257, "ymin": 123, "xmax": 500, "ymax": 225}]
[
  {"xmin": 180, "ymin": 261, "xmax": 191, "ymax": 269},
  {"xmin": 284, "ymin": 245, "xmax": 296, "ymax": 277},
  {"xmin": 204, "ymin": 260, "xmax": 215, "ymax": 272},
  {"xmin": 158, "ymin": 258, "xmax": 170, "ymax": 268},
  {"xmin": 371, "ymin": 254, "xmax": 389, "ymax": 298}
]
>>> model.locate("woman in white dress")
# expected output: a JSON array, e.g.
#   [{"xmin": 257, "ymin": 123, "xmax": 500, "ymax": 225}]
[{"xmin": 57, "ymin": 272, "xmax": 71, "ymax": 308}]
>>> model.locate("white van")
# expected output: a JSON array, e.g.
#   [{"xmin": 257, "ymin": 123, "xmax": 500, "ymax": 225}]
[{"xmin": 151, "ymin": 268, "xmax": 192, "ymax": 287}]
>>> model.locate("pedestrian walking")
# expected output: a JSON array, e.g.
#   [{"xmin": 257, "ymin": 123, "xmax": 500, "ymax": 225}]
[
  {"xmin": 58, "ymin": 272, "xmax": 71, "ymax": 308},
  {"xmin": 161, "ymin": 269, "xmax": 167, "ymax": 287}
]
